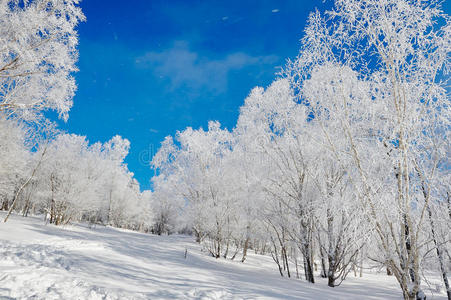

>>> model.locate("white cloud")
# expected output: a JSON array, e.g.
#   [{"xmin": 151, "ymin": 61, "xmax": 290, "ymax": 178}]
[
  {"xmin": 272, "ymin": 9, "xmax": 279, "ymax": 13},
  {"xmin": 135, "ymin": 41, "xmax": 278, "ymax": 94}
]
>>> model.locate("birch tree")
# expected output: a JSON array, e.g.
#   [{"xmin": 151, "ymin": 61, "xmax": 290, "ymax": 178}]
[{"xmin": 284, "ymin": 0, "xmax": 450, "ymax": 298}]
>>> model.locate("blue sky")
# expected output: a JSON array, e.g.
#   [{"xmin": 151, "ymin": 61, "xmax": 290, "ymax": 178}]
[{"xmin": 53, "ymin": 0, "xmax": 330, "ymax": 190}]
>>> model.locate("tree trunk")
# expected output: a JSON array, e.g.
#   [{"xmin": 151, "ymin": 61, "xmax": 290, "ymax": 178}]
[
  {"xmin": 303, "ymin": 246, "xmax": 315, "ymax": 283},
  {"xmin": 1, "ymin": 196, "xmax": 8, "ymax": 211},
  {"xmin": 316, "ymin": 230, "xmax": 327, "ymax": 278},
  {"xmin": 223, "ymin": 239, "xmax": 229, "ymax": 259},
  {"xmin": 327, "ymin": 253, "xmax": 336, "ymax": 287},
  {"xmin": 295, "ymin": 256, "xmax": 300, "ymax": 279},
  {"xmin": 359, "ymin": 248, "xmax": 364, "ymax": 278},
  {"xmin": 425, "ymin": 191, "xmax": 450, "ymax": 300},
  {"xmin": 241, "ymin": 237, "xmax": 249, "ymax": 263},
  {"xmin": 270, "ymin": 236, "xmax": 284, "ymax": 277},
  {"xmin": 328, "ymin": 273, "xmax": 336, "ymax": 288},
  {"xmin": 4, "ymin": 146, "xmax": 47, "ymax": 223},
  {"xmin": 282, "ymin": 246, "xmax": 291, "ymax": 278}
]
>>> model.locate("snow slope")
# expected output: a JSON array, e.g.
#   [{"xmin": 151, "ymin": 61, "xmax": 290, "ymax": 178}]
[{"xmin": 0, "ymin": 212, "xmax": 447, "ymax": 300}]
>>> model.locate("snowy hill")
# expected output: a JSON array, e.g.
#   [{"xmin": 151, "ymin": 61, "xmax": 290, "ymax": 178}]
[{"xmin": 0, "ymin": 212, "xmax": 446, "ymax": 300}]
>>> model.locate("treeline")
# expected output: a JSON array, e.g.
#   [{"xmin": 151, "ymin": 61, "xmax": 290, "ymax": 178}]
[
  {"xmin": 0, "ymin": 1, "xmax": 156, "ymax": 231},
  {"xmin": 0, "ymin": 121, "xmax": 150, "ymax": 229},
  {"xmin": 150, "ymin": 1, "xmax": 451, "ymax": 299}
]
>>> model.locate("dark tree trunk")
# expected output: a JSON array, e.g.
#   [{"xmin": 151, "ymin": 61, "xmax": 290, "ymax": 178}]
[
  {"xmin": 328, "ymin": 273, "xmax": 336, "ymax": 287},
  {"xmin": 387, "ymin": 267, "xmax": 393, "ymax": 276},
  {"xmin": 303, "ymin": 247, "xmax": 315, "ymax": 283}
]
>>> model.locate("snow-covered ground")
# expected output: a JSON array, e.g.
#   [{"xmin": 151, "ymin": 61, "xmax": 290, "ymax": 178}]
[{"xmin": 0, "ymin": 212, "xmax": 447, "ymax": 300}]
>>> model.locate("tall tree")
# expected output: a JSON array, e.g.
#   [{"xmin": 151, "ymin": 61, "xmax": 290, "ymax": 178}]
[
  {"xmin": 0, "ymin": 0, "xmax": 85, "ymax": 121},
  {"xmin": 284, "ymin": 0, "xmax": 450, "ymax": 298}
]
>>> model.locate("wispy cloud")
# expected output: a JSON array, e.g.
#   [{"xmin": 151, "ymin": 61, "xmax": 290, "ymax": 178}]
[
  {"xmin": 149, "ymin": 128, "xmax": 159, "ymax": 134},
  {"xmin": 135, "ymin": 41, "xmax": 278, "ymax": 94}
]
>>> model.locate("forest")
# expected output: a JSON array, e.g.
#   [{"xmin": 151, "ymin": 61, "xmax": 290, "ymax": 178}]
[{"xmin": 0, "ymin": 1, "xmax": 450, "ymax": 299}]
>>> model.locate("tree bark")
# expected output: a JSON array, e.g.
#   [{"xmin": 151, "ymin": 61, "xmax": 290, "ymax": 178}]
[{"xmin": 241, "ymin": 237, "xmax": 249, "ymax": 263}]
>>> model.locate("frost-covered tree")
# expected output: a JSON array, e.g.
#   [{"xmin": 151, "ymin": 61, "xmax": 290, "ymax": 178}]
[
  {"xmin": 36, "ymin": 134, "xmax": 97, "ymax": 224},
  {"xmin": 0, "ymin": 0, "xmax": 86, "ymax": 223},
  {"xmin": 0, "ymin": 0, "xmax": 85, "ymax": 121},
  {"xmin": 234, "ymin": 78, "xmax": 368, "ymax": 284},
  {"xmin": 0, "ymin": 1, "xmax": 153, "ymax": 233},
  {"xmin": 149, "ymin": 177, "xmax": 183, "ymax": 235},
  {"xmin": 0, "ymin": 116, "xmax": 29, "ymax": 211},
  {"xmin": 152, "ymin": 122, "xmax": 238, "ymax": 257},
  {"xmin": 284, "ymin": 0, "xmax": 450, "ymax": 298},
  {"xmin": 10, "ymin": 133, "xmax": 147, "ymax": 227},
  {"xmin": 145, "ymin": 1, "xmax": 450, "ymax": 297}
]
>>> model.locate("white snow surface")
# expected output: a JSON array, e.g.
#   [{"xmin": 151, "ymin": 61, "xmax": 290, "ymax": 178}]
[{"xmin": 0, "ymin": 212, "xmax": 447, "ymax": 300}]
